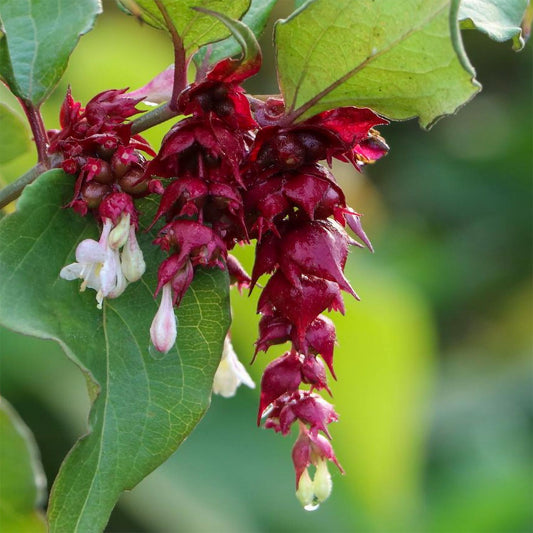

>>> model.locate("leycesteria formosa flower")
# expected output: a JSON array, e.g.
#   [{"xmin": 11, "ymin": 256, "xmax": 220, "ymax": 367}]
[
  {"xmin": 213, "ymin": 334, "xmax": 255, "ymax": 397},
  {"xmin": 60, "ymin": 193, "xmax": 145, "ymax": 307}
]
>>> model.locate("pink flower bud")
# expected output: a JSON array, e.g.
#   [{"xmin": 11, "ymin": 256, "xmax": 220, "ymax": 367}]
[{"xmin": 150, "ymin": 283, "xmax": 177, "ymax": 354}]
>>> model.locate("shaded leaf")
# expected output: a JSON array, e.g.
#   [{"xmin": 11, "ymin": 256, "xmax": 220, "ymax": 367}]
[
  {"xmin": 0, "ymin": 398, "xmax": 47, "ymax": 533},
  {"xmin": 117, "ymin": 0, "xmax": 250, "ymax": 53},
  {"xmin": 0, "ymin": 0, "xmax": 102, "ymax": 105},
  {"xmin": 275, "ymin": 0, "xmax": 480, "ymax": 128},
  {"xmin": 459, "ymin": 0, "xmax": 529, "ymax": 50},
  {"xmin": 194, "ymin": 0, "xmax": 277, "ymax": 66},
  {"xmin": 0, "ymin": 170, "xmax": 230, "ymax": 532},
  {"xmin": 0, "ymin": 103, "xmax": 31, "ymax": 165}
]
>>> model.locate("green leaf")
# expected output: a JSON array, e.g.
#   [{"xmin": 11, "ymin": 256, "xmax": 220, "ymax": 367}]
[
  {"xmin": 195, "ymin": 0, "xmax": 277, "ymax": 66},
  {"xmin": 117, "ymin": 0, "xmax": 250, "ymax": 53},
  {"xmin": 0, "ymin": 399, "xmax": 47, "ymax": 533},
  {"xmin": 0, "ymin": 170, "xmax": 230, "ymax": 532},
  {"xmin": 275, "ymin": 0, "xmax": 481, "ymax": 128},
  {"xmin": 459, "ymin": 0, "xmax": 529, "ymax": 50},
  {"xmin": 0, "ymin": 103, "xmax": 31, "ymax": 165},
  {"xmin": 0, "ymin": 0, "xmax": 102, "ymax": 105}
]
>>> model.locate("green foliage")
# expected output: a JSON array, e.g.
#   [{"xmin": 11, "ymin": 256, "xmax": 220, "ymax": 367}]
[
  {"xmin": 117, "ymin": 0, "xmax": 250, "ymax": 52},
  {"xmin": 0, "ymin": 399, "xmax": 47, "ymax": 533},
  {"xmin": 0, "ymin": 104, "xmax": 30, "ymax": 165},
  {"xmin": 0, "ymin": 0, "xmax": 102, "ymax": 105},
  {"xmin": 0, "ymin": 171, "xmax": 230, "ymax": 532},
  {"xmin": 275, "ymin": 0, "xmax": 480, "ymax": 127},
  {"xmin": 459, "ymin": 0, "xmax": 529, "ymax": 50}
]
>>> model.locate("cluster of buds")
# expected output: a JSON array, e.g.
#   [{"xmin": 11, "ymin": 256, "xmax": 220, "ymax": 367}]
[
  {"xmin": 52, "ymin": 90, "xmax": 153, "ymax": 306},
  {"xmin": 55, "ymin": 34, "xmax": 389, "ymax": 507}
]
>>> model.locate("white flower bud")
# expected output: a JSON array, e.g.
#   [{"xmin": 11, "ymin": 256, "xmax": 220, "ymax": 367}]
[
  {"xmin": 108, "ymin": 213, "xmax": 131, "ymax": 249},
  {"xmin": 313, "ymin": 459, "xmax": 332, "ymax": 503},
  {"xmin": 150, "ymin": 283, "xmax": 177, "ymax": 354},
  {"xmin": 121, "ymin": 226, "xmax": 146, "ymax": 282},
  {"xmin": 295, "ymin": 469, "xmax": 315, "ymax": 508}
]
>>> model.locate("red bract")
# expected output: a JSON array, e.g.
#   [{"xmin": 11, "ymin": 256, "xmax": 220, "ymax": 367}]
[
  {"xmin": 264, "ymin": 391, "xmax": 338, "ymax": 437},
  {"xmin": 155, "ymin": 256, "xmax": 194, "ymax": 306},
  {"xmin": 258, "ymin": 352, "xmax": 303, "ymax": 423},
  {"xmin": 144, "ymin": 116, "xmax": 247, "ymax": 186},
  {"xmin": 154, "ymin": 220, "xmax": 227, "ymax": 270},
  {"xmin": 278, "ymin": 219, "xmax": 358, "ymax": 298},
  {"xmin": 247, "ymin": 104, "xmax": 388, "ymax": 173},
  {"xmin": 257, "ymin": 271, "xmax": 344, "ymax": 346}
]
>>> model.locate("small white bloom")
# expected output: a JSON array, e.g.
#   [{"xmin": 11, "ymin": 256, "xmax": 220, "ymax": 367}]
[
  {"xmin": 60, "ymin": 219, "xmax": 123, "ymax": 309},
  {"xmin": 150, "ymin": 283, "xmax": 177, "ymax": 354},
  {"xmin": 213, "ymin": 336, "xmax": 255, "ymax": 398}
]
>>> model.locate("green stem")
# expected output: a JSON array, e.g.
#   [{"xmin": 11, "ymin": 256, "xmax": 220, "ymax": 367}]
[{"xmin": 0, "ymin": 163, "xmax": 48, "ymax": 209}]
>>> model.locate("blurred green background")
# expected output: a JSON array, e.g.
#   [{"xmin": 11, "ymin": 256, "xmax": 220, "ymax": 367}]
[{"xmin": 1, "ymin": 1, "xmax": 531, "ymax": 531}]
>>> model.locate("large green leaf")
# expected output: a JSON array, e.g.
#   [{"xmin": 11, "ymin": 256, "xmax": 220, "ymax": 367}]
[
  {"xmin": 117, "ymin": 0, "xmax": 250, "ymax": 53},
  {"xmin": 194, "ymin": 0, "xmax": 278, "ymax": 66},
  {"xmin": 275, "ymin": 0, "xmax": 480, "ymax": 128},
  {"xmin": 0, "ymin": 399, "xmax": 47, "ymax": 533},
  {"xmin": 0, "ymin": 170, "xmax": 230, "ymax": 532},
  {"xmin": 0, "ymin": 103, "xmax": 31, "ymax": 165},
  {"xmin": 459, "ymin": 0, "xmax": 529, "ymax": 50},
  {"xmin": 0, "ymin": 0, "xmax": 102, "ymax": 105}
]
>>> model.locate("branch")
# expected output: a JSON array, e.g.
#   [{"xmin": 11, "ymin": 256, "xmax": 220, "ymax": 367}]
[
  {"xmin": 18, "ymin": 99, "xmax": 50, "ymax": 167},
  {"xmin": 0, "ymin": 163, "xmax": 48, "ymax": 209},
  {"xmin": 154, "ymin": 0, "xmax": 187, "ymax": 111}
]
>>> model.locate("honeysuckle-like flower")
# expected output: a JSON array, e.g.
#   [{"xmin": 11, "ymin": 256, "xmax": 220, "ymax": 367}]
[
  {"xmin": 292, "ymin": 425, "xmax": 343, "ymax": 509},
  {"xmin": 150, "ymin": 282, "xmax": 177, "ymax": 354},
  {"xmin": 59, "ymin": 219, "xmax": 121, "ymax": 309},
  {"xmin": 213, "ymin": 335, "xmax": 255, "ymax": 397}
]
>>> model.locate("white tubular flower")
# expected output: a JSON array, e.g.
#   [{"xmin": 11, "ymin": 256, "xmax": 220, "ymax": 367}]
[
  {"xmin": 60, "ymin": 219, "xmax": 121, "ymax": 309},
  {"xmin": 213, "ymin": 335, "xmax": 255, "ymax": 398},
  {"xmin": 121, "ymin": 225, "xmax": 146, "ymax": 282},
  {"xmin": 150, "ymin": 283, "xmax": 177, "ymax": 354}
]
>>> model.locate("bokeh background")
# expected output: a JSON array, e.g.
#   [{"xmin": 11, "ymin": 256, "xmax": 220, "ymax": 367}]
[{"xmin": 1, "ymin": 1, "xmax": 531, "ymax": 531}]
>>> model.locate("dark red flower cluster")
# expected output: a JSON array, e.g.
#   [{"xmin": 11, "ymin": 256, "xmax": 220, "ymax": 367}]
[
  {"xmin": 142, "ymin": 50, "xmax": 389, "ymax": 505},
  {"xmin": 54, "ymin": 43, "xmax": 389, "ymax": 508},
  {"xmin": 48, "ymin": 88, "xmax": 155, "ymax": 217}
]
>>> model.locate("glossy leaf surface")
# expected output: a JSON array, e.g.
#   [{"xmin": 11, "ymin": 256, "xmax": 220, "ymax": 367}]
[
  {"xmin": 0, "ymin": 170, "xmax": 230, "ymax": 532},
  {"xmin": 0, "ymin": 0, "xmax": 102, "ymax": 104}
]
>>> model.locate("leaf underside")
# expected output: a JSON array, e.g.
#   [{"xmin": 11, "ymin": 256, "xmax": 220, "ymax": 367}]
[
  {"xmin": 0, "ymin": 170, "xmax": 230, "ymax": 532},
  {"xmin": 459, "ymin": 0, "xmax": 529, "ymax": 50},
  {"xmin": 275, "ymin": 0, "xmax": 480, "ymax": 128},
  {"xmin": 117, "ymin": 0, "xmax": 251, "ymax": 53},
  {"xmin": 194, "ymin": 0, "xmax": 278, "ymax": 66}
]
